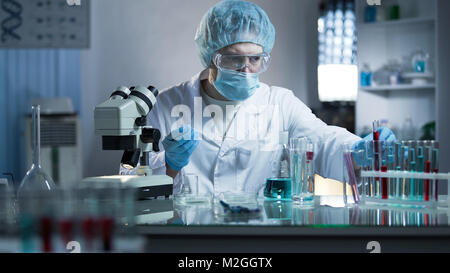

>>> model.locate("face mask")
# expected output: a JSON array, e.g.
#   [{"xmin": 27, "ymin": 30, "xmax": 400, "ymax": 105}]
[{"xmin": 213, "ymin": 68, "xmax": 260, "ymax": 101}]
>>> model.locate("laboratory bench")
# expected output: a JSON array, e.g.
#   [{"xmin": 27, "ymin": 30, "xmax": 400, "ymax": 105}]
[
  {"xmin": 133, "ymin": 196, "xmax": 450, "ymax": 253},
  {"xmin": 1, "ymin": 196, "xmax": 450, "ymax": 253}
]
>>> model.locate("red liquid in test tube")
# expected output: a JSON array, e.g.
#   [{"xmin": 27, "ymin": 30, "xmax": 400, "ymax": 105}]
[
  {"xmin": 373, "ymin": 121, "xmax": 380, "ymax": 186},
  {"xmin": 82, "ymin": 217, "xmax": 96, "ymax": 250},
  {"xmin": 424, "ymin": 161, "xmax": 431, "ymax": 201},
  {"xmin": 40, "ymin": 217, "xmax": 52, "ymax": 253},
  {"xmin": 381, "ymin": 165, "xmax": 388, "ymax": 199},
  {"xmin": 100, "ymin": 217, "xmax": 114, "ymax": 252},
  {"xmin": 373, "ymin": 131, "xmax": 380, "ymax": 141},
  {"xmin": 60, "ymin": 219, "xmax": 74, "ymax": 245}
]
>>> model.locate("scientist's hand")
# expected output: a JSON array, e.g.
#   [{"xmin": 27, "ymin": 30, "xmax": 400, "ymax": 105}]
[
  {"xmin": 353, "ymin": 127, "xmax": 397, "ymax": 151},
  {"xmin": 352, "ymin": 127, "xmax": 396, "ymax": 166},
  {"xmin": 162, "ymin": 125, "xmax": 200, "ymax": 171}
]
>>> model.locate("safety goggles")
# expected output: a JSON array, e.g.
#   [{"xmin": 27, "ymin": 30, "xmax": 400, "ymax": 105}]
[{"xmin": 213, "ymin": 52, "xmax": 271, "ymax": 74}]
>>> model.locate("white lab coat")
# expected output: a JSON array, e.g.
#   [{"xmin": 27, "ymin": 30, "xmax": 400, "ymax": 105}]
[{"xmin": 145, "ymin": 69, "xmax": 361, "ymax": 197}]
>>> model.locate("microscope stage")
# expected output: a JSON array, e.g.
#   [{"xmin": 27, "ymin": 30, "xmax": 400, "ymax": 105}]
[{"xmin": 81, "ymin": 175, "xmax": 173, "ymax": 199}]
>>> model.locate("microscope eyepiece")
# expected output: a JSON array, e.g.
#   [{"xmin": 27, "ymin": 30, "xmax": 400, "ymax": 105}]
[
  {"xmin": 147, "ymin": 86, "xmax": 159, "ymax": 97},
  {"xmin": 129, "ymin": 86, "xmax": 158, "ymax": 116},
  {"xmin": 110, "ymin": 86, "xmax": 131, "ymax": 100}
]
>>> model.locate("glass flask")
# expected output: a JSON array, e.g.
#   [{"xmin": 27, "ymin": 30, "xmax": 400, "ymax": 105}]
[
  {"xmin": 18, "ymin": 105, "xmax": 56, "ymax": 196},
  {"xmin": 411, "ymin": 50, "xmax": 430, "ymax": 73},
  {"xmin": 264, "ymin": 132, "xmax": 291, "ymax": 200}
]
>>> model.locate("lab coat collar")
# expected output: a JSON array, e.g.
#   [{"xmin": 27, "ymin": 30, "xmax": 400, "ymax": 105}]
[{"xmin": 187, "ymin": 70, "xmax": 274, "ymax": 150}]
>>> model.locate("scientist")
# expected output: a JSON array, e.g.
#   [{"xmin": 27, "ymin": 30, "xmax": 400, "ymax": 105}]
[{"xmin": 139, "ymin": 0, "xmax": 396, "ymax": 196}]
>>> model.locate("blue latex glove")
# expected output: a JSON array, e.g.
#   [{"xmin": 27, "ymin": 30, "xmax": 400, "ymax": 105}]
[
  {"xmin": 162, "ymin": 125, "xmax": 200, "ymax": 171},
  {"xmin": 352, "ymin": 127, "xmax": 397, "ymax": 166},
  {"xmin": 353, "ymin": 127, "xmax": 397, "ymax": 151}
]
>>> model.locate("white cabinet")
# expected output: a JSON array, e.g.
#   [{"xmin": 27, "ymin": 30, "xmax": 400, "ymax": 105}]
[
  {"xmin": 355, "ymin": 0, "xmax": 437, "ymax": 139},
  {"xmin": 355, "ymin": 0, "xmax": 450, "ymax": 191}
]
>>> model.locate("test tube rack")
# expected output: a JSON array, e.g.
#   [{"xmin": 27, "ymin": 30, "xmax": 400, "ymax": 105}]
[{"xmin": 360, "ymin": 171, "xmax": 450, "ymax": 208}]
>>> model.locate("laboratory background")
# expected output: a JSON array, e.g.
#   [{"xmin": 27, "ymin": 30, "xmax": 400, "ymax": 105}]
[{"xmin": 0, "ymin": 0, "xmax": 449, "ymax": 254}]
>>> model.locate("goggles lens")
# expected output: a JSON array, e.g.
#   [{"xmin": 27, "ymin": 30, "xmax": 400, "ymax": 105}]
[{"xmin": 213, "ymin": 53, "xmax": 271, "ymax": 73}]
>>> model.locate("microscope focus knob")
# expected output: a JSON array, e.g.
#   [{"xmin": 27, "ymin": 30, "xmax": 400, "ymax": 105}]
[{"xmin": 141, "ymin": 128, "xmax": 161, "ymax": 152}]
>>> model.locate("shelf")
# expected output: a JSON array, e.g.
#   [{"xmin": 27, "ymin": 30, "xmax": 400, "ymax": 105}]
[
  {"xmin": 360, "ymin": 83, "xmax": 435, "ymax": 92},
  {"xmin": 359, "ymin": 17, "xmax": 435, "ymax": 28}
]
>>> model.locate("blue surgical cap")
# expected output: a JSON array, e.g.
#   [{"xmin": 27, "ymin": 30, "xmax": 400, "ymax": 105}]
[{"xmin": 194, "ymin": 0, "xmax": 276, "ymax": 68}]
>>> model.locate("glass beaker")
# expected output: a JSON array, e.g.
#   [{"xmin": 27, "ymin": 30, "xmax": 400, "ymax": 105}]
[
  {"xmin": 342, "ymin": 143, "xmax": 363, "ymax": 206},
  {"xmin": 290, "ymin": 137, "xmax": 314, "ymax": 205},
  {"xmin": 411, "ymin": 50, "xmax": 429, "ymax": 73},
  {"xmin": 264, "ymin": 177, "xmax": 292, "ymax": 200},
  {"xmin": 18, "ymin": 105, "xmax": 56, "ymax": 197},
  {"xmin": 178, "ymin": 173, "xmax": 211, "ymax": 205}
]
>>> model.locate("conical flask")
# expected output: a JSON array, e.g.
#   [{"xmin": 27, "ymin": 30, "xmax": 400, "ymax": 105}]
[{"xmin": 17, "ymin": 105, "xmax": 56, "ymax": 196}]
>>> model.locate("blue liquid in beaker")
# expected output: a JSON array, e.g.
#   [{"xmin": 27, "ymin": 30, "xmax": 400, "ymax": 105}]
[
  {"xmin": 414, "ymin": 60, "xmax": 426, "ymax": 73},
  {"xmin": 264, "ymin": 178, "xmax": 292, "ymax": 200}
]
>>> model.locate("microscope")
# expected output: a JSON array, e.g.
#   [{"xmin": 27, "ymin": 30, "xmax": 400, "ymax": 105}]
[{"xmin": 81, "ymin": 85, "xmax": 173, "ymax": 199}]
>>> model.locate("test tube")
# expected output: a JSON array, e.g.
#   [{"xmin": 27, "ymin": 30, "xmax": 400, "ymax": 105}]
[
  {"xmin": 372, "ymin": 121, "xmax": 381, "ymax": 198},
  {"xmin": 98, "ymin": 184, "xmax": 119, "ymax": 252},
  {"xmin": 384, "ymin": 141, "xmax": 395, "ymax": 200},
  {"xmin": 372, "ymin": 120, "xmax": 380, "ymax": 141},
  {"xmin": 408, "ymin": 141, "xmax": 419, "ymax": 200},
  {"xmin": 40, "ymin": 215, "xmax": 53, "ymax": 253},
  {"xmin": 372, "ymin": 140, "xmax": 389, "ymax": 200},
  {"xmin": 364, "ymin": 141, "xmax": 374, "ymax": 197},
  {"xmin": 431, "ymin": 141, "xmax": 439, "ymax": 201},
  {"xmin": 121, "ymin": 186, "xmax": 137, "ymax": 228},
  {"xmin": 304, "ymin": 143, "xmax": 315, "ymax": 201},
  {"xmin": 392, "ymin": 142, "xmax": 403, "ymax": 199},
  {"xmin": 416, "ymin": 141, "xmax": 425, "ymax": 201},
  {"xmin": 372, "ymin": 140, "xmax": 382, "ymax": 199},
  {"xmin": 400, "ymin": 142, "xmax": 409, "ymax": 200},
  {"xmin": 79, "ymin": 185, "xmax": 99, "ymax": 252},
  {"xmin": 57, "ymin": 189, "xmax": 76, "ymax": 249},
  {"xmin": 379, "ymin": 141, "xmax": 389, "ymax": 200},
  {"xmin": 408, "ymin": 141, "xmax": 417, "ymax": 201},
  {"xmin": 37, "ymin": 191, "xmax": 56, "ymax": 253},
  {"xmin": 424, "ymin": 141, "xmax": 434, "ymax": 202}
]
